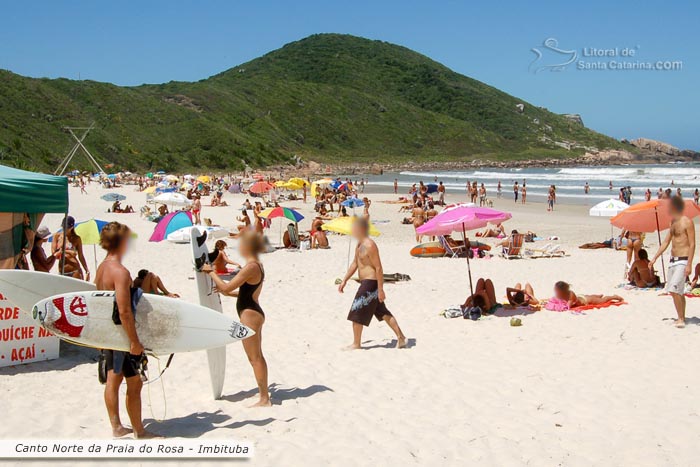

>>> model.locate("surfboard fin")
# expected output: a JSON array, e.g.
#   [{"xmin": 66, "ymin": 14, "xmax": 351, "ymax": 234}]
[
  {"xmin": 194, "ymin": 253, "xmax": 208, "ymax": 271},
  {"xmin": 196, "ymin": 230, "xmax": 208, "ymax": 248}
]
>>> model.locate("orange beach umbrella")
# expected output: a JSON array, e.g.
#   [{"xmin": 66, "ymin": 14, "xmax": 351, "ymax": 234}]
[
  {"xmin": 610, "ymin": 199, "xmax": 700, "ymax": 233},
  {"xmin": 611, "ymin": 199, "xmax": 700, "ymax": 283}
]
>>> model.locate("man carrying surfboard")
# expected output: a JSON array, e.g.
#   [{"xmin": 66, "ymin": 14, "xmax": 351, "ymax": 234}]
[
  {"xmin": 338, "ymin": 217, "xmax": 407, "ymax": 350},
  {"xmin": 94, "ymin": 221, "xmax": 161, "ymax": 438}
]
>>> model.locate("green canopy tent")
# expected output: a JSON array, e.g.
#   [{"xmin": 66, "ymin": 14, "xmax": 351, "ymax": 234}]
[{"xmin": 0, "ymin": 165, "xmax": 68, "ymax": 270}]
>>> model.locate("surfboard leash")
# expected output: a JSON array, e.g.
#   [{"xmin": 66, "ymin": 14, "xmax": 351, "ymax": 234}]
[{"xmin": 145, "ymin": 353, "xmax": 174, "ymax": 422}]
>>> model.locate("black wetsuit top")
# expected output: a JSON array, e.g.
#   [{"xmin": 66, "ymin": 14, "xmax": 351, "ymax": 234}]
[{"xmin": 236, "ymin": 262, "xmax": 264, "ymax": 317}]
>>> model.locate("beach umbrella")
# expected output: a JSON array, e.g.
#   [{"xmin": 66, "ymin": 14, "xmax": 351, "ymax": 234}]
[
  {"xmin": 341, "ymin": 198, "xmax": 365, "ymax": 209},
  {"xmin": 107, "ymin": 174, "xmax": 117, "ymax": 180},
  {"xmin": 249, "ymin": 181, "xmax": 274, "ymax": 194},
  {"xmin": 146, "ymin": 172, "xmax": 154, "ymax": 179},
  {"xmin": 288, "ymin": 178, "xmax": 309, "ymax": 187},
  {"xmin": 330, "ymin": 180, "xmax": 343, "ymax": 190},
  {"xmin": 252, "ymin": 173, "xmax": 264, "ymax": 180},
  {"xmin": 341, "ymin": 197, "xmax": 365, "ymax": 215},
  {"xmin": 165, "ymin": 174, "xmax": 178, "ymax": 182},
  {"xmin": 589, "ymin": 198, "xmax": 629, "ymax": 237},
  {"xmin": 259, "ymin": 207, "xmax": 305, "ymax": 244},
  {"xmin": 100, "ymin": 193, "xmax": 126, "ymax": 202},
  {"xmin": 197, "ymin": 175, "xmax": 211, "ymax": 183},
  {"xmin": 181, "ymin": 182, "xmax": 193, "ymax": 190},
  {"xmin": 417, "ymin": 204, "xmax": 511, "ymax": 237},
  {"xmin": 323, "ymin": 216, "xmax": 381, "ymax": 265},
  {"xmin": 611, "ymin": 199, "xmax": 700, "ymax": 282},
  {"xmin": 149, "ymin": 211, "xmax": 193, "ymax": 242},
  {"xmin": 143, "ymin": 186, "xmax": 157, "ymax": 194},
  {"xmin": 259, "ymin": 207, "xmax": 305, "ymax": 223},
  {"xmin": 156, "ymin": 171, "xmax": 166, "ymax": 175},
  {"xmin": 417, "ymin": 204, "xmax": 512, "ymax": 296},
  {"xmin": 50, "ymin": 218, "xmax": 133, "ymax": 270},
  {"xmin": 589, "ymin": 199, "xmax": 629, "ymax": 217},
  {"xmin": 323, "ymin": 216, "xmax": 380, "ymax": 237},
  {"xmin": 153, "ymin": 192, "xmax": 192, "ymax": 209},
  {"xmin": 610, "ymin": 199, "xmax": 700, "ymax": 233},
  {"xmin": 311, "ymin": 179, "xmax": 333, "ymax": 198}
]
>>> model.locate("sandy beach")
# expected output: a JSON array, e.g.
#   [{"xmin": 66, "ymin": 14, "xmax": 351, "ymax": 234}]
[{"xmin": 2, "ymin": 183, "xmax": 699, "ymax": 467}]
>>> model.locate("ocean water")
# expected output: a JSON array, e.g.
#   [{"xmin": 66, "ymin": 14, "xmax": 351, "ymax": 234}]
[{"xmin": 355, "ymin": 164, "xmax": 700, "ymax": 205}]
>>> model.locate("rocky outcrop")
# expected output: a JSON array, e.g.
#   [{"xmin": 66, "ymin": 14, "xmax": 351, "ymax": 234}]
[
  {"xmin": 629, "ymin": 138, "xmax": 681, "ymax": 157},
  {"xmin": 561, "ymin": 114, "xmax": 584, "ymax": 126}
]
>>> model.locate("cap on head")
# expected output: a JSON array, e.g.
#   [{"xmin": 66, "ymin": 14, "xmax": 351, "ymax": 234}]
[
  {"xmin": 63, "ymin": 216, "xmax": 75, "ymax": 230},
  {"xmin": 36, "ymin": 226, "xmax": 51, "ymax": 239}
]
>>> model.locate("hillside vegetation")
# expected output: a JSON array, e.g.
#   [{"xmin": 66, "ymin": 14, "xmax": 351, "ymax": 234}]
[{"xmin": 0, "ymin": 34, "xmax": 626, "ymax": 172}]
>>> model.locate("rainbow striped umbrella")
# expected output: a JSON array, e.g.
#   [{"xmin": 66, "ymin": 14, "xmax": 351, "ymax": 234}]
[{"xmin": 259, "ymin": 207, "xmax": 304, "ymax": 223}]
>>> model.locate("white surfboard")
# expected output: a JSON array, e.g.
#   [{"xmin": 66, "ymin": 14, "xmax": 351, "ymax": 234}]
[
  {"xmin": 191, "ymin": 226, "xmax": 228, "ymax": 399},
  {"xmin": 0, "ymin": 270, "xmax": 96, "ymax": 313},
  {"xmin": 32, "ymin": 291, "xmax": 254, "ymax": 356}
]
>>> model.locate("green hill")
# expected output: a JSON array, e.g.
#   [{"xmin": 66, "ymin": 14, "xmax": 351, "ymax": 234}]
[{"xmin": 0, "ymin": 33, "xmax": 626, "ymax": 173}]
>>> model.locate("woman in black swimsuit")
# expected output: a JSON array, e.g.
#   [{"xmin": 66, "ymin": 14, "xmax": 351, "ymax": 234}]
[{"xmin": 202, "ymin": 231, "xmax": 270, "ymax": 407}]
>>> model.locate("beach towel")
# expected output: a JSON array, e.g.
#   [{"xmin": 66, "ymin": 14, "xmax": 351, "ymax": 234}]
[
  {"xmin": 616, "ymin": 283, "xmax": 665, "ymax": 292},
  {"xmin": 545, "ymin": 297, "xmax": 626, "ymax": 312}
]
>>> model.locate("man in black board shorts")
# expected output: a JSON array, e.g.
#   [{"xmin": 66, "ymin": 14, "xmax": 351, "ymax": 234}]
[{"xmin": 338, "ymin": 218, "xmax": 407, "ymax": 350}]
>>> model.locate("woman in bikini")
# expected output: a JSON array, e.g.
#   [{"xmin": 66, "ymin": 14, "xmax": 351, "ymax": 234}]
[
  {"xmin": 461, "ymin": 278, "xmax": 498, "ymax": 313},
  {"xmin": 201, "ymin": 231, "xmax": 270, "ymax": 407},
  {"xmin": 133, "ymin": 269, "xmax": 179, "ymax": 297},
  {"xmin": 621, "ymin": 229, "xmax": 642, "ymax": 266},
  {"xmin": 52, "ymin": 216, "xmax": 89, "ymax": 280},
  {"xmin": 554, "ymin": 281, "xmax": 623, "ymax": 308},
  {"xmin": 233, "ymin": 209, "xmax": 251, "ymax": 235},
  {"xmin": 506, "ymin": 283, "xmax": 539, "ymax": 307},
  {"xmin": 411, "ymin": 201, "xmax": 426, "ymax": 243}
]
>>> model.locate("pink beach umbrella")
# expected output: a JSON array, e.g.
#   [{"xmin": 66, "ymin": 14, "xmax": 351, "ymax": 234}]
[
  {"xmin": 417, "ymin": 204, "xmax": 512, "ymax": 237},
  {"xmin": 417, "ymin": 204, "xmax": 512, "ymax": 296}
]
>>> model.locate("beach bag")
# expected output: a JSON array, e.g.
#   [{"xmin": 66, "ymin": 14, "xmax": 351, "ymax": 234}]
[{"xmin": 463, "ymin": 306, "xmax": 482, "ymax": 320}]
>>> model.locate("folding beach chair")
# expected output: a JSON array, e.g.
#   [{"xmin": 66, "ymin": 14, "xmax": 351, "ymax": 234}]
[
  {"xmin": 525, "ymin": 243, "xmax": 566, "ymax": 258},
  {"xmin": 438, "ymin": 236, "xmax": 465, "ymax": 258},
  {"xmin": 501, "ymin": 234, "xmax": 524, "ymax": 259},
  {"xmin": 287, "ymin": 224, "xmax": 300, "ymax": 249}
]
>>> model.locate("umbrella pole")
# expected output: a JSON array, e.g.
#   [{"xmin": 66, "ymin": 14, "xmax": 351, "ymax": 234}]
[
  {"xmin": 655, "ymin": 209, "xmax": 666, "ymax": 283},
  {"xmin": 462, "ymin": 222, "xmax": 474, "ymax": 297},
  {"xmin": 60, "ymin": 213, "xmax": 68, "ymax": 275},
  {"xmin": 93, "ymin": 244, "xmax": 98, "ymax": 272}
]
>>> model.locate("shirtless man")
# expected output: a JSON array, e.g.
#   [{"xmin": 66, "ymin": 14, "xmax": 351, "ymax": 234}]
[
  {"xmin": 437, "ymin": 181, "xmax": 445, "ymax": 205},
  {"xmin": 311, "ymin": 225, "xmax": 329, "ymax": 249},
  {"xmin": 94, "ymin": 222, "xmax": 159, "ymax": 438},
  {"xmin": 411, "ymin": 201, "xmax": 425, "ymax": 243},
  {"xmin": 338, "ymin": 218, "xmax": 407, "ymax": 350},
  {"xmin": 649, "ymin": 196, "xmax": 696, "ymax": 328}
]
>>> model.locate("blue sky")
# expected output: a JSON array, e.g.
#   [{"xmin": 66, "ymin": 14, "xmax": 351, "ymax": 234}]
[{"xmin": 2, "ymin": 0, "xmax": 698, "ymax": 150}]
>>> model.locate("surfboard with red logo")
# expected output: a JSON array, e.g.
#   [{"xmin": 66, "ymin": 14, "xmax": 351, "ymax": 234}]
[
  {"xmin": 32, "ymin": 291, "xmax": 254, "ymax": 356},
  {"xmin": 0, "ymin": 270, "xmax": 96, "ymax": 314}
]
